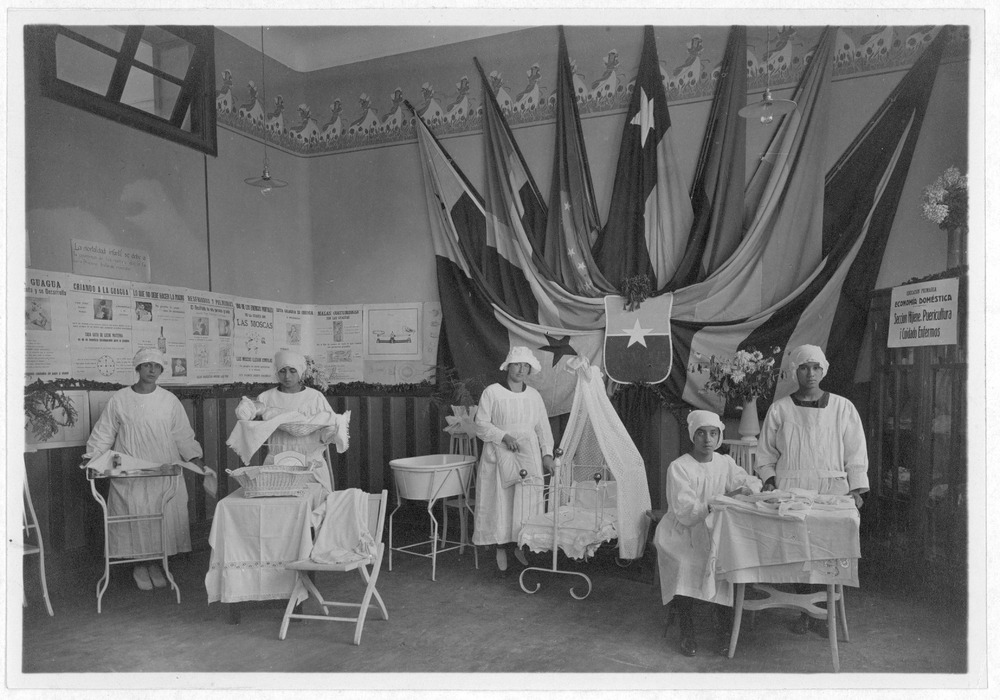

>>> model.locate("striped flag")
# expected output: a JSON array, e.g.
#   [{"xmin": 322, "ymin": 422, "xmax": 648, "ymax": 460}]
[
  {"xmin": 543, "ymin": 27, "xmax": 616, "ymax": 297},
  {"xmin": 413, "ymin": 105, "xmax": 603, "ymax": 416}
]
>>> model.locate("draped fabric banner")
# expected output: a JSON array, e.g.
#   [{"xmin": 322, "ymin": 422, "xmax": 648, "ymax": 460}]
[{"xmin": 416, "ymin": 25, "xmax": 949, "ymax": 416}]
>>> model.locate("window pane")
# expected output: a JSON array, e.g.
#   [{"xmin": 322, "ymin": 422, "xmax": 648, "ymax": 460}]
[
  {"xmin": 65, "ymin": 25, "xmax": 125, "ymax": 52},
  {"xmin": 123, "ymin": 66, "xmax": 180, "ymax": 120},
  {"xmin": 54, "ymin": 34, "xmax": 116, "ymax": 95},
  {"xmin": 139, "ymin": 26, "xmax": 193, "ymax": 80}
]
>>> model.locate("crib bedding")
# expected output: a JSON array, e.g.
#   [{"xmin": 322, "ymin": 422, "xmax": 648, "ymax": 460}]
[{"xmin": 518, "ymin": 506, "xmax": 617, "ymax": 560}]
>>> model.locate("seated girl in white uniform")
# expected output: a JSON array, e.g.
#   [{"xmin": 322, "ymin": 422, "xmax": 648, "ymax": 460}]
[{"xmin": 654, "ymin": 410, "xmax": 761, "ymax": 657}]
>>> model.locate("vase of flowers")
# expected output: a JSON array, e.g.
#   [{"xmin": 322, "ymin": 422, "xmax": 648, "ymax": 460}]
[
  {"xmin": 920, "ymin": 166, "xmax": 968, "ymax": 269},
  {"xmin": 689, "ymin": 346, "xmax": 783, "ymax": 442}
]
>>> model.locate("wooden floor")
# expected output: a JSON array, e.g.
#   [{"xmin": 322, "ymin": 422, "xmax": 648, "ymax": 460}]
[{"xmin": 13, "ymin": 534, "xmax": 969, "ymax": 690}]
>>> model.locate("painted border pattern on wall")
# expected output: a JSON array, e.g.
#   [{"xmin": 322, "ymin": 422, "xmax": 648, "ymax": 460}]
[{"xmin": 215, "ymin": 25, "xmax": 965, "ymax": 157}]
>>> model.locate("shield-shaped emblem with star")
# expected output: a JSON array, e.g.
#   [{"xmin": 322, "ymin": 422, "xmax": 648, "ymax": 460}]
[{"xmin": 603, "ymin": 293, "xmax": 673, "ymax": 384}]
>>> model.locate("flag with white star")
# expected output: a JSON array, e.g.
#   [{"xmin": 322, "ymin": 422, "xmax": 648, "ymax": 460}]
[
  {"xmin": 603, "ymin": 292, "xmax": 673, "ymax": 384},
  {"xmin": 592, "ymin": 25, "xmax": 694, "ymax": 290}
]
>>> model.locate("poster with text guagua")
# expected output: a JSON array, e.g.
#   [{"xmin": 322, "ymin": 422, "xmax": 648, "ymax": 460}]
[
  {"xmin": 25, "ymin": 269, "xmax": 72, "ymax": 381},
  {"xmin": 233, "ymin": 299, "xmax": 276, "ymax": 382},
  {"xmin": 273, "ymin": 303, "xmax": 318, "ymax": 358},
  {"xmin": 185, "ymin": 292, "xmax": 235, "ymax": 383},
  {"xmin": 316, "ymin": 306, "xmax": 364, "ymax": 383},
  {"xmin": 131, "ymin": 283, "xmax": 190, "ymax": 384},
  {"xmin": 66, "ymin": 274, "xmax": 136, "ymax": 383}
]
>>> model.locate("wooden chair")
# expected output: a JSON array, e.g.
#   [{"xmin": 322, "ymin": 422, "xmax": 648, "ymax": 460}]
[{"xmin": 278, "ymin": 490, "xmax": 389, "ymax": 645}]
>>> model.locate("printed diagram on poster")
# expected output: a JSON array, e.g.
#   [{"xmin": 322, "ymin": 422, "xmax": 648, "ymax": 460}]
[
  {"xmin": 363, "ymin": 303, "xmax": 422, "ymax": 360},
  {"xmin": 25, "ymin": 390, "xmax": 91, "ymax": 450},
  {"xmin": 887, "ymin": 277, "xmax": 959, "ymax": 348}
]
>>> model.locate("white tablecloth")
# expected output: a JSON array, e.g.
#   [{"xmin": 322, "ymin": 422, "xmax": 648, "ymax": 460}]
[
  {"xmin": 204, "ymin": 485, "xmax": 325, "ymax": 603},
  {"xmin": 708, "ymin": 502, "xmax": 861, "ymax": 587}
]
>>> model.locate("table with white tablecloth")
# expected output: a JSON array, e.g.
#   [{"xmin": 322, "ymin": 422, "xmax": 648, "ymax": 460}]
[
  {"xmin": 205, "ymin": 485, "xmax": 327, "ymax": 609},
  {"xmin": 708, "ymin": 498, "xmax": 861, "ymax": 672}
]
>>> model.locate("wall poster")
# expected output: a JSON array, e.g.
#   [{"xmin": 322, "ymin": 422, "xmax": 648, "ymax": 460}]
[
  {"xmin": 233, "ymin": 298, "xmax": 277, "ymax": 382},
  {"xmin": 25, "ymin": 268, "xmax": 72, "ymax": 381},
  {"xmin": 66, "ymin": 274, "xmax": 135, "ymax": 384},
  {"xmin": 131, "ymin": 282, "xmax": 190, "ymax": 384},
  {"xmin": 184, "ymin": 291, "xmax": 235, "ymax": 383},
  {"xmin": 363, "ymin": 303, "xmax": 422, "ymax": 361},
  {"xmin": 316, "ymin": 306, "xmax": 364, "ymax": 383}
]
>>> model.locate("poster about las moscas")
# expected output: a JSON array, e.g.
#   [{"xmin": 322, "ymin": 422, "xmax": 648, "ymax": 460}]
[
  {"xmin": 234, "ymin": 298, "xmax": 276, "ymax": 382},
  {"xmin": 887, "ymin": 277, "xmax": 959, "ymax": 348}
]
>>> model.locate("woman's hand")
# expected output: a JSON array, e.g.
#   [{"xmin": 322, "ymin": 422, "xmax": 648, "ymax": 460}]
[
  {"xmin": 761, "ymin": 477, "xmax": 777, "ymax": 492},
  {"xmin": 501, "ymin": 434, "xmax": 519, "ymax": 452},
  {"xmin": 541, "ymin": 454, "xmax": 556, "ymax": 474},
  {"xmin": 849, "ymin": 489, "xmax": 864, "ymax": 509}
]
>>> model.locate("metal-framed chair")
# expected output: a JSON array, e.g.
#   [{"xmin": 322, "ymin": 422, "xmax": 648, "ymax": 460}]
[
  {"xmin": 278, "ymin": 489, "xmax": 389, "ymax": 645},
  {"xmin": 441, "ymin": 434, "xmax": 478, "ymax": 552},
  {"xmin": 21, "ymin": 468, "xmax": 53, "ymax": 616}
]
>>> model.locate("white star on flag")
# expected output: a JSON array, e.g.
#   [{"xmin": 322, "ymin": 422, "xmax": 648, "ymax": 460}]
[
  {"xmin": 630, "ymin": 88, "xmax": 655, "ymax": 147},
  {"xmin": 622, "ymin": 318, "xmax": 653, "ymax": 348}
]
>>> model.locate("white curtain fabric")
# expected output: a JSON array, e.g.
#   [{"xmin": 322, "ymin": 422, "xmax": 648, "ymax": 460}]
[{"xmin": 557, "ymin": 357, "xmax": 651, "ymax": 558}]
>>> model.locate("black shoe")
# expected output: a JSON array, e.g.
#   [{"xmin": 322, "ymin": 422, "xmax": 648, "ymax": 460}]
[
  {"xmin": 790, "ymin": 613, "xmax": 809, "ymax": 635},
  {"xmin": 679, "ymin": 635, "xmax": 697, "ymax": 657}
]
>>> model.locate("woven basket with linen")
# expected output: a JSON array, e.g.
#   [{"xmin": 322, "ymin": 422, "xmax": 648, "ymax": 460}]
[
  {"xmin": 225, "ymin": 464, "xmax": 319, "ymax": 498},
  {"xmin": 276, "ymin": 422, "xmax": 327, "ymax": 437}
]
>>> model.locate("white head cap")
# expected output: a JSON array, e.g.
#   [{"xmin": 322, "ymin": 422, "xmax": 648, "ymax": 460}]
[
  {"xmin": 788, "ymin": 344, "xmax": 829, "ymax": 372},
  {"xmin": 499, "ymin": 346, "xmax": 542, "ymax": 373},
  {"xmin": 274, "ymin": 350, "xmax": 307, "ymax": 379},
  {"xmin": 687, "ymin": 409, "xmax": 725, "ymax": 449},
  {"xmin": 133, "ymin": 348, "xmax": 167, "ymax": 371}
]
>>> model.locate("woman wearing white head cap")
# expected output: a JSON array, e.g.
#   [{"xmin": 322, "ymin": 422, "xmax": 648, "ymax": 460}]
[
  {"xmin": 756, "ymin": 344, "xmax": 869, "ymax": 634},
  {"xmin": 252, "ymin": 350, "xmax": 336, "ymax": 491},
  {"xmin": 756, "ymin": 344, "xmax": 869, "ymax": 501},
  {"xmin": 653, "ymin": 410, "xmax": 761, "ymax": 657},
  {"xmin": 473, "ymin": 346, "xmax": 555, "ymax": 571},
  {"xmin": 82, "ymin": 348, "xmax": 207, "ymax": 591}
]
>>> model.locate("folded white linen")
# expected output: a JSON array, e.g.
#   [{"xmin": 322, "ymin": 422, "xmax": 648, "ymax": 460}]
[{"xmin": 308, "ymin": 489, "xmax": 376, "ymax": 565}]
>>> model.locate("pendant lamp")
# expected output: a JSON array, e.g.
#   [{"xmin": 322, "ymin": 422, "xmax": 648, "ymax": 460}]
[
  {"xmin": 738, "ymin": 26, "xmax": 797, "ymax": 125},
  {"xmin": 245, "ymin": 27, "xmax": 287, "ymax": 193}
]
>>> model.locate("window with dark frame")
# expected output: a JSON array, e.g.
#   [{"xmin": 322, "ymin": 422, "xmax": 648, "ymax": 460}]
[{"xmin": 29, "ymin": 24, "xmax": 217, "ymax": 156}]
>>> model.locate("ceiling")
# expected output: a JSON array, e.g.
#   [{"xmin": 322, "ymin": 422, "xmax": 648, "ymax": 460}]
[{"xmin": 219, "ymin": 26, "xmax": 525, "ymax": 73}]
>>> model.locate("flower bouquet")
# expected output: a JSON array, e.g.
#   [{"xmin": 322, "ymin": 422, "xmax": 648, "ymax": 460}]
[
  {"xmin": 920, "ymin": 166, "xmax": 968, "ymax": 231},
  {"xmin": 689, "ymin": 347, "xmax": 783, "ymax": 407}
]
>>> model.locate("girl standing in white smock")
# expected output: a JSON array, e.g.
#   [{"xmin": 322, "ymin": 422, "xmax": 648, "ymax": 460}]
[
  {"xmin": 83, "ymin": 349, "xmax": 207, "ymax": 591},
  {"xmin": 473, "ymin": 346, "xmax": 555, "ymax": 571},
  {"xmin": 654, "ymin": 410, "xmax": 761, "ymax": 657}
]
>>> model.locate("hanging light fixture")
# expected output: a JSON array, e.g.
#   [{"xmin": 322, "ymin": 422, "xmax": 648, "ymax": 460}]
[
  {"xmin": 738, "ymin": 26, "xmax": 797, "ymax": 125},
  {"xmin": 245, "ymin": 26, "xmax": 287, "ymax": 193}
]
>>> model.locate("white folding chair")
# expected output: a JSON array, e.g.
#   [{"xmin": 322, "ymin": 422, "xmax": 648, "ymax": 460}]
[
  {"xmin": 22, "ymin": 469, "xmax": 53, "ymax": 616},
  {"xmin": 278, "ymin": 489, "xmax": 389, "ymax": 645}
]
